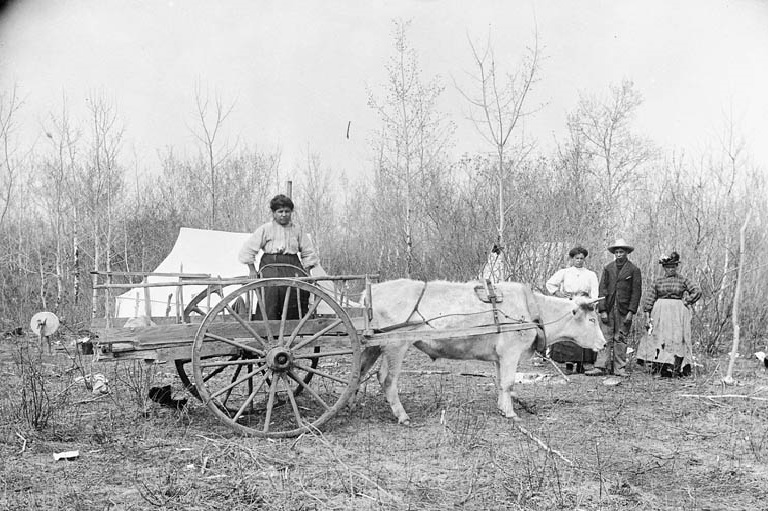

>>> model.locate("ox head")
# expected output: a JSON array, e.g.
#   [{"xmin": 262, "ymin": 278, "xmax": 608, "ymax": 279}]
[{"xmin": 550, "ymin": 296, "xmax": 606, "ymax": 351}]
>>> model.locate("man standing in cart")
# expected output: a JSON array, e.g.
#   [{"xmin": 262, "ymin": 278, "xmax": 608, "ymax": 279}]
[{"xmin": 238, "ymin": 194, "xmax": 321, "ymax": 320}]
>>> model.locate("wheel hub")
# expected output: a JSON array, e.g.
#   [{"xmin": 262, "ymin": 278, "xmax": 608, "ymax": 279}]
[{"xmin": 266, "ymin": 348, "xmax": 293, "ymax": 371}]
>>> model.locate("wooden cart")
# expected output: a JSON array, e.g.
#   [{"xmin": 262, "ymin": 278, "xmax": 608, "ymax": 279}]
[
  {"xmin": 89, "ymin": 268, "xmax": 385, "ymax": 438},
  {"xmin": 90, "ymin": 270, "xmax": 541, "ymax": 438}
]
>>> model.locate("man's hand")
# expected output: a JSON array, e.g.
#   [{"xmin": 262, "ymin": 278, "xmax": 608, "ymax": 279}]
[
  {"xmin": 600, "ymin": 312, "xmax": 609, "ymax": 324},
  {"xmin": 624, "ymin": 312, "xmax": 634, "ymax": 326}
]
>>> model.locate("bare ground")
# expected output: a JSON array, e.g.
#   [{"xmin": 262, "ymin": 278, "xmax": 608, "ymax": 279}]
[{"xmin": 1, "ymin": 337, "xmax": 767, "ymax": 510}]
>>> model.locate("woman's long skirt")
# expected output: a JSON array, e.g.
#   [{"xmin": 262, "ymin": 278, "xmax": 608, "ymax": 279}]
[
  {"xmin": 549, "ymin": 342, "xmax": 597, "ymax": 366},
  {"xmin": 636, "ymin": 299, "xmax": 693, "ymax": 375},
  {"xmin": 257, "ymin": 253, "xmax": 309, "ymax": 320}
]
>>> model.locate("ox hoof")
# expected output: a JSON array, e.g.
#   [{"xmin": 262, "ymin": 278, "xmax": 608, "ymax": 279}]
[
  {"xmin": 398, "ymin": 417, "xmax": 411, "ymax": 426},
  {"xmin": 499, "ymin": 409, "xmax": 520, "ymax": 421}
]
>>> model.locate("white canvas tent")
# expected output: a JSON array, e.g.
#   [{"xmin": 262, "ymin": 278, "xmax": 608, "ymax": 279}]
[{"xmin": 114, "ymin": 227, "xmax": 255, "ymax": 318}]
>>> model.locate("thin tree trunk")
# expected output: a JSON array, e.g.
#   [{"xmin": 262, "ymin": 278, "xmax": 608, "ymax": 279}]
[
  {"xmin": 73, "ymin": 208, "xmax": 80, "ymax": 305},
  {"xmin": 723, "ymin": 209, "xmax": 751, "ymax": 384},
  {"xmin": 717, "ymin": 232, "xmax": 731, "ymax": 311},
  {"xmin": 497, "ymin": 148, "xmax": 504, "ymax": 246},
  {"xmin": 38, "ymin": 249, "xmax": 47, "ymax": 310},
  {"xmin": 55, "ymin": 184, "xmax": 63, "ymax": 313},
  {"xmin": 91, "ymin": 227, "xmax": 99, "ymax": 321}
]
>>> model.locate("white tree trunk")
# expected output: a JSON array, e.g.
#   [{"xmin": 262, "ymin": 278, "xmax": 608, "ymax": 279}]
[{"xmin": 723, "ymin": 209, "xmax": 751, "ymax": 384}]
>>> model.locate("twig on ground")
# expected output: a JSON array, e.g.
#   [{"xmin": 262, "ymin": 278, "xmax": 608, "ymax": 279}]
[
  {"xmin": 289, "ymin": 432, "xmax": 306, "ymax": 450},
  {"xmin": 543, "ymin": 356, "xmax": 570, "ymax": 383},
  {"xmin": 679, "ymin": 393, "xmax": 768, "ymax": 402},
  {"xmin": 306, "ymin": 424, "xmax": 394, "ymax": 500},
  {"xmin": 298, "ymin": 473, "xmax": 326, "ymax": 506},
  {"xmin": 700, "ymin": 361, "xmax": 721, "ymax": 385},
  {"xmin": 511, "ymin": 421, "xmax": 573, "ymax": 465},
  {"xmin": 194, "ymin": 434, "xmax": 285, "ymax": 467},
  {"xmin": 457, "ymin": 458, "xmax": 480, "ymax": 505},
  {"xmin": 74, "ymin": 393, "xmax": 110, "ymax": 405},
  {"xmin": 16, "ymin": 431, "xmax": 27, "ymax": 454}
]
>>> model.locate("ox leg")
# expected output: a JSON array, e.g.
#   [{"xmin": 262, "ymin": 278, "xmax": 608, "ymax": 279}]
[
  {"xmin": 495, "ymin": 333, "xmax": 534, "ymax": 420},
  {"xmin": 359, "ymin": 346, "xmax": 382, "ymax": 379},
  {"xmin": 348, "ymin": 346, "xmax": 383, "ymax": 410},
  {"xmin": 377, "ymin": 343, "xmax": 412, "ymax": 425},
  {"xmin": 494, "ymin": 359, "xmax": 518, "ymax": 420}
]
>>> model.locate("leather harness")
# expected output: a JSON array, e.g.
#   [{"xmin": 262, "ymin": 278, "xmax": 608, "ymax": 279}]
[{"xmin": 375, "ymin": 280, "xmax": 549, "ymax": 355}]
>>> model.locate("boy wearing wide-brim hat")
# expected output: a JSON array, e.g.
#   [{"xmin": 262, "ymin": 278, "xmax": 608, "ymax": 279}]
[{"xmin": 585, "ymin": 239, "xmax": 643, "ymax": 377}]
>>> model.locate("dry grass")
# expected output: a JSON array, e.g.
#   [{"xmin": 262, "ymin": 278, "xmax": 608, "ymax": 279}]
[{"xmin": 1, "ymin": 336, "xmax": 767, "ymax": 510}]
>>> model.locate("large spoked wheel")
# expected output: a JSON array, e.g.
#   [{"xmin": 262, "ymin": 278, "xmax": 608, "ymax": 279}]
[
  {"xmin": 176, "ymin": 286, "xmax": 224, "ymax": 399},
  {"xmin": 191, "ymin": 278, "xmax": 361, "ymax": 437},
  {"xmin": 178, "ymin": 283, "xmax": 321, "ymax": 401}
]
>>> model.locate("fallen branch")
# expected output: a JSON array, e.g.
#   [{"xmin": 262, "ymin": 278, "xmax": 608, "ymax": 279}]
[
  {"xmin": 16, "ymin": 431, "xmax": 27, "ymax": 454},
  {"xmin": 512, "ymin": 421, "xmax": 573, "ymax": 465},
  {"xmin": 457, "ymin": 458, "xmax": 481, "ymax": 505},
  {"xmin": 679, "ymin": 393, "xmax": 768, "ymax": 402},
  {"xmin": 543, "ymin": 356, "xmax": 570, "ymax": 383},
  {"xmin": 305, "ymin": 424, "xmax": 394, "ymax": 500},
  {"xmin": 74, "ymin": 394, "xmax": 110, "ymax": 405}
]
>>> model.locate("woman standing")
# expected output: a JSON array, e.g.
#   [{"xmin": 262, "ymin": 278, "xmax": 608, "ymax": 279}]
[
  {"xmin": 545, "ymin": 246, "xmax": 600, "ymax": 373},
  {"xmin": 636, "ymin": 252, "xmax": 701, "ymax": 377},
  {"xmin": 238, "ymin": 194, "xmax": 320, "ymax": 320}
]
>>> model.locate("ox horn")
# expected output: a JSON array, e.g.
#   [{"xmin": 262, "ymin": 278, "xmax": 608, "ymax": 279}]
[{"xmin": 587, "ymin": 296, "xmax": 604, "ymax": 305}]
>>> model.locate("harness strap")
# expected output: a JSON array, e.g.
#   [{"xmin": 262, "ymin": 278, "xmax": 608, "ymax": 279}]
[
  {"xmin": 484, "ymin": 279, "xmax": 501, "ymax": 333},
  {"xmin": 523, "ymin": 286, "xmax": 547, "ymax": 355},
  {"xmin": 408, "ymin": 281, "xmax": 428, "ymax": 324},
  {"xmin": 373, "ymin": 281, "xmax": 429, "ymax": 333}
]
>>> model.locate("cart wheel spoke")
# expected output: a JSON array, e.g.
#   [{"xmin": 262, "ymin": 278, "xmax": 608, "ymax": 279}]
[
  {"xmin": 256, "ymin": 286, "xmax": 275, "ymax": 344},
  {"xmin": 262, "ymin": 375, "xmax": 281, "ymax": 433},
  {"xmin": 290, "ymin": 318, "xmax": 343, "ymax": 352},
  {"xmin": 294, "ymin": 348, "xmax": 354, "ymax": 359},
  {"xmin": 232, "ymin": 372, "xmax": 270, "ymax": 423},
  {"xmin": 287, "ymin": 369, "xmax": 331, "ymax": 411},
  {"xmin": 285, "ymin": 298, "xmax": 322, "ymax": 348},
  {"xmin": 208, "ymin": 363, "xmax": 267, "ymax": 401},
  {"xmin": 282, "ymin": 373, "xmax": 304, "ymax": 428},
  {"xmin": 191, "ymin": 278, "xmax": 361, "ymax": 437},
  {"xmin": 279, "ymin": 288, "xmax": 292, "ymax": 341}
]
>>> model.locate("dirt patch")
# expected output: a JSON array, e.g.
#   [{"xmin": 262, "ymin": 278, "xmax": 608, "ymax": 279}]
[{"xmin": 1, "ymin": 338, "xmax": 767, "ymax": 510}]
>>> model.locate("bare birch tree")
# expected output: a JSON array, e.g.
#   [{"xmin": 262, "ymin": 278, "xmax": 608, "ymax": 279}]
[
  {"xmin": 457, "ymin": 29, "xmax": 541, "ymax": 257},
  {"xmin": 190, "ymin": 83, "xmax": 236, "ymax": 229},
  {"xmin": 0, "ymin": 86, "xmax": 22, "ymax": 230},
  {"xmin": 368, "ymin": 19, "xmax": 453, "ymax": 278},
  {"xmin": 83, "ymin": 92, "xmax": 125, "ymax": 318},
  {"xmin": 566, "ymin": 79, "xmax": 655, "ymax": 232},
  {"xmin": 297, "ymin": 148, "xmax": 334, "ymax": 257},
  {"xmin": 723, "ymin": 209, "xmax": 751, "ymax": 384}
]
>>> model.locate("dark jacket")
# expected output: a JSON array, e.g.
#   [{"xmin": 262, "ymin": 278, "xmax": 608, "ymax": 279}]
[{"xmin": 598, "ymin": 259, "xmax": 642, "ymax": 316}]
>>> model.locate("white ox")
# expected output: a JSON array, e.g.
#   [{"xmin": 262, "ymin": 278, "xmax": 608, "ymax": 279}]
[{"xmin": 359, "ymin": 279, "xmax": 605, "ymax": 424}]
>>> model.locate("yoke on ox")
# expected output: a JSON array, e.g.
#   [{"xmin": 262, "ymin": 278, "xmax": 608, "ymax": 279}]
[{"xmin": 360, "ymin": 279, "xmax": 605, "ymax": 424}]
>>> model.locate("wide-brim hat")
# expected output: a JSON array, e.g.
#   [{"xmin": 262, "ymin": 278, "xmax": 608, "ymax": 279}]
[
  {"xmin": 607, "ymin": 238, "xmax": 634, "ymax": 254},
  {"xmin": 659, "ymin": 251, "xmax": 680, "ymax": 266}
]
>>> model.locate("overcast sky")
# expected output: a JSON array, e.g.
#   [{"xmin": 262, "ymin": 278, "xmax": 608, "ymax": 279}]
[{"xmin": 1, "ymin": 0, "xmax": 767, "ymax": 181}]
